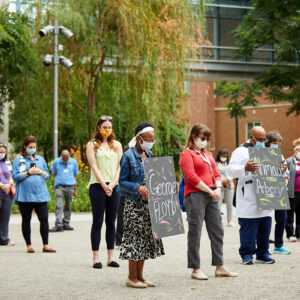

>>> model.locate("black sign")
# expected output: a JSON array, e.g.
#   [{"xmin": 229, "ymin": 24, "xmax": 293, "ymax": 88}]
[
  {"xmin": 248, "ymin": 148, "xmax": 290, "ymax": 210},
  {"xmin": 143, "ymin": 156, "xmax": 185, "ymax": 239}
]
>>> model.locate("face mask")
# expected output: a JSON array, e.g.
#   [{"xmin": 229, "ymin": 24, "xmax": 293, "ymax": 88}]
[
  {"xmin": 26, "ymin": 148, "xmax": 36, "ymax": 155},
  {"xmin": 254, "ymin": 141, "xmax": 265, "ymax": 148},
  {"xmin": 197, "ymin": 139, "xmax": 207, "ymax": 149},
  {"xmin": 270, "ymin": 144, "xmax": 279, "ymax": 148},
  {"xmin": 296, "ymin": 152, "xmax": 300, "ymax": 160},
  {"xmin": 220, "ymin": 157, "xmax": 227, "ymax": 163},
  {"xmin": 100, "ymin": 128, "xmax": 112, "ymax": 139},
  {"xmin": 140, "ymin": 137, "xmax": 155, "ymax": 151},
  {"xmin": 0, "ymin": 153, "xmax": 5, "ymax": 160}
]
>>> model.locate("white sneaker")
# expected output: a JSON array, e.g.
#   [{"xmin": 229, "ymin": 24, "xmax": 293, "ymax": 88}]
[
  {"xmin": 227, "ymin": 221, "xmax": 236, "ymax": 227},
  {"xmin": 191, "ymin": 270, "xmax": 208, "ymax": 280},
  {"xmin": 288, "ymin": 236, "xmax": 297, "ymax": 242}
]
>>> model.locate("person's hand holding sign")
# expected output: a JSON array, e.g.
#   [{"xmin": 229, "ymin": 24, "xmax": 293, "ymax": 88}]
[
  {"xmin": 245, "ymin": 159, "xmax": 260, "ymax": 172},
  {"xmin": 138, "ymin": 185, "xmax": 149, "ymax": 198}
]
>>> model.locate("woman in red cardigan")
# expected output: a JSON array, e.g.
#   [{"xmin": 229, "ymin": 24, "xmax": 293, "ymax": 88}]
[{"xmin": 179, "ymin": 123, "xmax": 237, "ymax": 280}]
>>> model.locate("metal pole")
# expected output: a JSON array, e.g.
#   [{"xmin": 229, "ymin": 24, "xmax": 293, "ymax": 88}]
[{"xmin": 53, "ymin": 19, "xmax": 59, "ymax": 160}]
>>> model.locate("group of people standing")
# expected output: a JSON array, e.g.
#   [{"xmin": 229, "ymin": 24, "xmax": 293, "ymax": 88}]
[{"xmin": 1, "ymin": 117, "xmax": 300, "ymax": 288}]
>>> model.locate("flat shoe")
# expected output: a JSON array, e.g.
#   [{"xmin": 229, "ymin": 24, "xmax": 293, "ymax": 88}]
[
  {"xmin": 93, "ymin": 262, "xmax": 102, "ymax": 269},
  {"xmin": 27, "ymin": 248, "xmax": 35, "ymax": 253},
  {"xmin": 107, "ymin": 261, "xmax": 119, "ymax": 268},
  {"xmin": 125, "ymin": 279, "xmax": 147, "ymax": 288},
  {"xmin": 144, "ymin": 280, "xmax": 156, "ymax": 287},
  {"xmin": 215, "ymin": 270, "xmax": 238, "ymax": 277},
  {"xmin": 191, "ymin": 271, "xmax": 208, "ymax": 280},
  {"xmin": 43, "ymin": 247, "xmax": 56, "ymax": 253}
]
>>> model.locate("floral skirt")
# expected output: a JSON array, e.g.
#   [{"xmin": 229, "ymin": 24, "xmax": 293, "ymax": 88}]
[{"xmin": 119, "ymin": 196, "xmax": 165, "ymax": 261}]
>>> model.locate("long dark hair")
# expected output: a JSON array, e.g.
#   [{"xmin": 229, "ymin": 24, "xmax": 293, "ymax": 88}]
[
  {"xmin": 92, "ymin": 117, "xmax": 116, "ymax": 152},
  {"xmin": 186, "ymin": 123, "xmax": 211, "ymax": 149},
  {"xmin": 215, "ymin": 149, "xmax": 229, "ymax": 163},
  {"xmin": 21, "ymin": 136, "xmax": 37, "ymax": 156}
]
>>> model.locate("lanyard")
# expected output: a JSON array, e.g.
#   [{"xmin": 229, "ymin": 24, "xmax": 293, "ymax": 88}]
[{"xmin": 197, "ymin": 150, "xmax": 216, "ymax": 185}]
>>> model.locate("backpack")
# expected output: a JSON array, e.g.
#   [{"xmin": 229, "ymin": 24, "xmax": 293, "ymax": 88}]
[{"xmin": 178, "ymin": 177, "xmax": 185, "ymax": 212}]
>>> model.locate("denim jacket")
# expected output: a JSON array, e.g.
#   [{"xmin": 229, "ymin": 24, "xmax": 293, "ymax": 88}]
[{"xmin": 117, "ymin": 147, "xmax": 152, "ymax": 200}]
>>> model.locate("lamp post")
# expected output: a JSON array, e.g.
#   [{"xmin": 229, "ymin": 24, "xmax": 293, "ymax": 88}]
[{"xmin": 39, "ymin": 20, "xmax": 73, "ymax": 160}]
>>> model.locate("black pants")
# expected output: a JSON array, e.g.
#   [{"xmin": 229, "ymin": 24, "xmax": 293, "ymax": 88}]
[
  {"xmin": 286, "ymin": 192, "xmax": 300, "ymax": 238},
  {"xmin": 274, "ymin": 210, "xmax": 287, "ymax": 247},
  {"xmin": 89, "ymin": 184, "xmax": 120, "ymax": 251},
  {"xmin": 115, "ymin": 195, "xmax": 125, "ymax": 246},
  {"xmin": 18, "ymin": 202, "xmax": 49, "ymax": 245}
]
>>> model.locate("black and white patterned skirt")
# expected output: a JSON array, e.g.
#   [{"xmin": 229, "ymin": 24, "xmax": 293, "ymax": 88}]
[{"xmin": 119, "ymin": 196, "xmax": 165, "ymax": 261}]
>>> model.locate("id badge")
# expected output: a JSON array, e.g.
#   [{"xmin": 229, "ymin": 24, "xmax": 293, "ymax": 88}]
[
  {"xmin": 64, "ymin": 169, "xmax": 69, "ymax": 173},
  {"xmin": 20, "ymin": 164, "xmax": 26, "ymax": 172},
  {"xmin": 296, "ymin": 165, "xmax": 300, "ymax": 171}
]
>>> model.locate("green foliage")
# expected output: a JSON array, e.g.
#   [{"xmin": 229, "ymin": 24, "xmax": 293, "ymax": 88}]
[
  {"xmin": 8, "ymin": 0, "xmax": 205, "ymax": 171},
  {"xmin": 215, "ymin": 0, "xmax": 300, "ymax": 116},
  {"xmin": 0, "ymin": 8, "xmax": 38, "ymax": 131}
]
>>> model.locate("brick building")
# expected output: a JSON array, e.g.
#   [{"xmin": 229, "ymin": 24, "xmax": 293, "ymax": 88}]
[{"xmin": 188, "ymin": 81, "xmax": 300, "ymax": 159}]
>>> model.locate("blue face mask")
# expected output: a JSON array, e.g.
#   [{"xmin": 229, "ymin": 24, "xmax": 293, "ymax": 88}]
[
  {"xmin": 26, "ymin": 148, "xmax": 36, "ymax": 155},
  {"xmin": 255, "ymin": 141, "xmax": 265, "ymax": 148},
  {"xmin": 270, "ymin": 143, "xmax": 279, "ymax": 148}
]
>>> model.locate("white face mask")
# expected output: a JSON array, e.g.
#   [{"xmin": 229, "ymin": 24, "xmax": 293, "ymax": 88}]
[
  {"xmin": 296, "ymin": 152, "xmax": 300, "ymax": 160},
  {"xmin": 0, "ymin": 153, "xmax": 5, "ymax": 160},
  {"xmin": 220, "ymin": 157, "xmax": 227, "ymax": 163},
  {"xmin": 140, "ymin": 136, "xmax": 155, "ymax": 151},
  {"xmin": 197, "ymin": 139, "xmax": 207, "ymax": 149}
]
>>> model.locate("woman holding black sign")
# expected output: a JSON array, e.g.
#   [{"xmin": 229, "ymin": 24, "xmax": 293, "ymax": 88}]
[
  {"xmin": 12, "ymin": 136, "xmax": 55, "ymax": 253},
  {"xmin": 179, "ymin": 123, "xmax": 237, "ymax": 280},
  {"xmin": 117, "ymin": 122, "xmax": 164, "ymax": 288}
]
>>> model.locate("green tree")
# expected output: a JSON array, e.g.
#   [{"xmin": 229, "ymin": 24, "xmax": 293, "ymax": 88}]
[
  {"xmin": 0, "ymin": 8, "xmax": 38, "ymax": 131},
  {"xmin": 10, "ymin": 0, "xmax": 205, "ymax": 169},
  {"xmin": 215, "ymin": 0, "xmax": 300, "ymax": 119}
]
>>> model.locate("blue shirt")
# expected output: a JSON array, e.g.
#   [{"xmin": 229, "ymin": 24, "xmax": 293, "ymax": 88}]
[
  {"xmin": 52, "ymin": 157, "xmax": 78, "ymax": 187},
  {"xmin": 12, "ymin": 155, "xmax": 51, "ymax": 203},
  {"xmin": 117, "ymin": 147, "xmax": 152, "ymax": 201}
]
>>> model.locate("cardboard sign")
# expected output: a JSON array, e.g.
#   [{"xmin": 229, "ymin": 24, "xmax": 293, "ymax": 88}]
[
  {"xmin": 143, "ymin": 156, "xmax": 185, "ymax": 239},
  {"xmin": 248, "ymin": 147, "xmax": 290, "ymax": 210}
]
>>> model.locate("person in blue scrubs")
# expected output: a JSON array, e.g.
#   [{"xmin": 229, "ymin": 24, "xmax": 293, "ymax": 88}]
[{"xmin": 12, "ymin": 136, "xmax": 56, "ymax": 253}]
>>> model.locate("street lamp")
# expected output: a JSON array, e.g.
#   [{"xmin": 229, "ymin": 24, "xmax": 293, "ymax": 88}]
[{"xmin": 39, "ymin": 20, "xmax": 74, "ymax": 160}]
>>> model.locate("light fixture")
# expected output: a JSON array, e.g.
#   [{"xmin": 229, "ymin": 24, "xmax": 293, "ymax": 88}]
[
  {"xmin": 43, "ymin": 54, "xmax": 54, "ymax": 66},
  {"xmin": 39, "ymin": 25, "xmax": 54, "ymax": 37},
  {"xmin": 59, "ymin": 26, "xmax": 73, "ymax": 39}
]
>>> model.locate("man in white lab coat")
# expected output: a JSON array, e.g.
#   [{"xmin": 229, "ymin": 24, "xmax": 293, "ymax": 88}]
[{"xmin": 227, "ymin": 126, "xmax": 275, "ymax": 265}]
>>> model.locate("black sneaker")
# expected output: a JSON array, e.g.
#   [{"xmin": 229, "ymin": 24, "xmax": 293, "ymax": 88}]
[
  {"xmin": 49, "ymin": 226, "xmax": 64, "ymax": 232},
  {"xmin": 63, "ymin": 225, "xmax": 74, "ymax": 231}
]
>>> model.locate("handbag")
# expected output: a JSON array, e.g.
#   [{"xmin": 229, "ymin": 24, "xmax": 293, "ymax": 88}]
[{"xmin": 10, "ymin": 185, "xmax": 16, "ymax": 198}]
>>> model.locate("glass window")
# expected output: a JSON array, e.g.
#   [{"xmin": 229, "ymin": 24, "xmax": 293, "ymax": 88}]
[{"xmin": 246, "ymin": 122, "xmax": 262, "ymax": 140}]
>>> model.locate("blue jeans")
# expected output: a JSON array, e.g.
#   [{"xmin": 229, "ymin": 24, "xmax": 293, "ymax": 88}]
[
  {"xmin": 274, "ymin": 210, "xmax": 287, "ymax": 248},
  {"xmin": 238, "ymin": 217, "xmax": 272, "ymax": 260}
]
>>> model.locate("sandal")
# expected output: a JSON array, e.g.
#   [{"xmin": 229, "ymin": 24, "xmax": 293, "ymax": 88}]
[
  {"xmin": 107, "ymin": 261, "xmax": 120, "ymax": 268},
  {"xmin": 43, "ymin": 247, "xmax": 56, "ymax": 253},
  {"xmin": 27, "ymin": 247, "xmax": 35, "ymax": 253}
]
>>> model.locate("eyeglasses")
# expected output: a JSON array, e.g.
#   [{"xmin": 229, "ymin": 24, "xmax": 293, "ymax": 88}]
[
  {"xmin": 100, "ymin": 115, "xmax": 112, "ymax": 121},
  {"xmin": 140, "ymin": 136, "xmax": 156, "ymax": 144},
  {"xmin": 199, "ymin": 136, "xmax": 211, "ymax": 142}
]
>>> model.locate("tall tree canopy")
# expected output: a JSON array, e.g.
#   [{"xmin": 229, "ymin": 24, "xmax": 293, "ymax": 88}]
[
  {"xmin": 9, "ymin": 0, "xmax": 205, "ymax": 166},
  {"xmin": 215, "ymin": 0, "xmax": 300, "ymax": 116},
  {"xmin": 0, "ymin": 8, "xmax": 38, "ymax": 131}
]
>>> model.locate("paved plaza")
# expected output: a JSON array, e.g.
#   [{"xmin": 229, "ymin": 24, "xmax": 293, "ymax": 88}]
[{"xmin": 1, "ymin": 206, "xmax": 300, "ymax": 300}]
